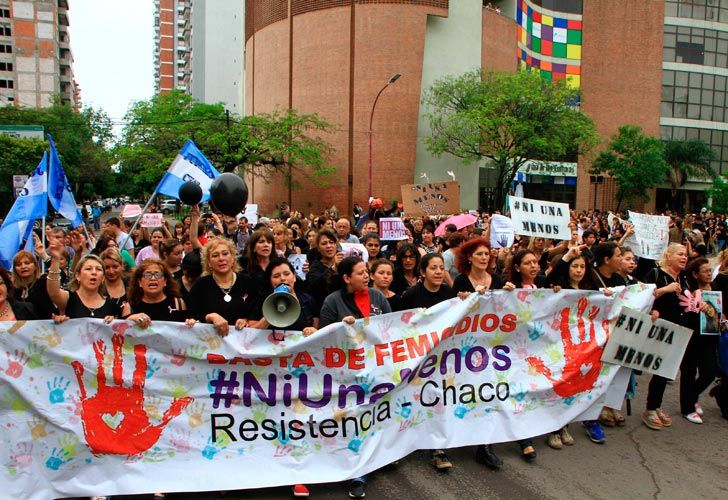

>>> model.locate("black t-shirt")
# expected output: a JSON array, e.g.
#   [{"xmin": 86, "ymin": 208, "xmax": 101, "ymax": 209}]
[
  {"xmin": 20, "ymin": 275, "xmax": 58, "ymax": 319},
  {"xmin": 188, "ymin": 272, "xmax": 255, "ymax": 324},
  {"xmin": 65, "ymin": 291, "xmax": 121, "ymax": 319},
  {"xmin": 128, "ymin": 296, "xmax": 187, "ymax": 322},
  {"xmin": 452, "ymin": 273, "xmax": 504, "ymax": 293},
  {"xmin": 400, "ymin": 282, "xmax": 456, "ymax": 310},
  {"xmin": 644, "ymin": 267, "xmax": 692, "ymax": 327}
]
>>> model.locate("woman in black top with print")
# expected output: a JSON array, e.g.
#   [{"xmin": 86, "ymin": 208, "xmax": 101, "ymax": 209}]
[
  {"xmin": 642, "ymin": 243, "xmax": 690, "ymax": 431},
  {"xmin": 189, "ymin": 238, "xmax": 254, "ymax": 336},
  {"xmin": 122, "ymin": 259, "xmax": 193, "ymax": 327},
  {"xmin": 452, "ymin": 238, "xmax": 504, "ymax": 294}
]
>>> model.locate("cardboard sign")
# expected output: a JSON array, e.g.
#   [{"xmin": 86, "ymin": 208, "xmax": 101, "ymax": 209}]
[
  {"xmin": 141, "ymin": 213, "xmax": 164, "ymax": 228},
  {"xmin": 242, "ymin": 204, "xmax": 258, "ymax": 226},
  {"xmin": 601, "ymin": 307, "xmax": 692, "ymax": 379},
  {"xmin": 625, "ymin": 211, "xmax": 669, "ymax": 260},
  {"xmin": 287, "ymin": 253, "xmax": 308, "ymax": 280},
  {"xmin": 341, "ymin": 242, "xmax": 368, "ymax": 262},
  {"xmin": 490, "ymin": 214, "xmax": 515, "ymax": 249},
  {"xmin": 508, "ymin": 196, "xmax": 570, "ymax": 239},
  {"xmin": 379, "ymin": 217, "xmax": 408, "ymax": 241},
  {"xmin": 401, "ymin": 181, "xmax": 460, "ymax": 216},
  {"xmin": 700, "ymin": 290, "xmax": 722, "ymax": 335}
]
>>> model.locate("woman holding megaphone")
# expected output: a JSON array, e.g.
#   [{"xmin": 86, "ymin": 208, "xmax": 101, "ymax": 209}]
[{"xmin": 248, "ymin": 258, "xmax": 317, "ymax": 337}]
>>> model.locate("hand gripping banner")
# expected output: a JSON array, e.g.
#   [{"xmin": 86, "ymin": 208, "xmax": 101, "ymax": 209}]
[{"xmin": 0, "ymin": 286, "xmax": 655, "ymax": 499}]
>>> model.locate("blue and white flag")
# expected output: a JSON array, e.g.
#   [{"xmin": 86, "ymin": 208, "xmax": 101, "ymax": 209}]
[
  {"xmin": 156, "ymin": 140, "xmax": 220, "ymax": 202},
  {"xmin": 0, "ymin": 220, "xmax": 36, "ymax": 270},
  {"xmin": 48, "ymin": 134, "xmax": 82, "ymax": 228},
  {"xmin": 3, "ymin": 153, "xmax": 47, "ymax": 226}
]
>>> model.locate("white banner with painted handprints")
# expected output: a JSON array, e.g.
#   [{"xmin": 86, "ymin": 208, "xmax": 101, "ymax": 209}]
[{"xmin": 0, "ymin": 285, "xmax": 655, "ymax": 499}]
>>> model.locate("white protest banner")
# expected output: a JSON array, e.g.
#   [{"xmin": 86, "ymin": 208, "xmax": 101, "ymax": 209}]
[
  {"xmin": 341, "ymin": 242, "xmax": 368, "ymax": 262},
  {"xmin": 0, "ymin": 286, "xmax": 655, "ymax": 499},
  {"xmin": 287, "ymin": 253, "xmax": 308, "ymax": 280},
  {"xmin": 700, "ymin": 290, "xmax": 722, "ymax": 335},
  {"xmin": 489, "ymin": 214, "xmax": 515, "ymax": 249},
  {"xmin": 601, "ymin": 307, "xmax": 692, "ymax": 379},
  {"xmin": 508, "ymin": 196, "xmax": 570, "ymax": 239},
  {"xmin": 242, "ymin": 204, "xmax": 258, "ymax": 226},
  {"xmin": 141, "ymin": 213, "xmax": 164, "ymax": 228},
  {"xmin": 625, "ymin": 211, "xmax": 669, "ymax": 260},
  {"xmin": 379, "ymin": 217, "xmax": 407, "ymax": 240}
]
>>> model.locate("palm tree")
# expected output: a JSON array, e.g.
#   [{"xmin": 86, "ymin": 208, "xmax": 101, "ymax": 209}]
[{"xmin": 663, "ymin": 139, "xmax": 717, "ymax": 212}]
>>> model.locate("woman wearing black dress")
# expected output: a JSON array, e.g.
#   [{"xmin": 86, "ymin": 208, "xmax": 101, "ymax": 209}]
[
  {"xmin": 46, "ymin": 239, "xmax": 120, "ymax": 322},
  {"xmin": 452, "ymin": 238, "xmax": 504, "ymax": 295},
  {"xmin": 189, "ymin": 238, "xmax": 254, "ymax": 336},
  {"xmin": 122, "ymin": 259, "xmax": 194, "ymax": 327},
  {"xmin": 12, "ymin": 250, "xmax": 56, "ymax": 319}
]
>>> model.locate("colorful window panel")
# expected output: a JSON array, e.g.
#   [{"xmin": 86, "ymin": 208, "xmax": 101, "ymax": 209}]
[{"xmin": 517, "ymin": 0, "xmax": 583, "ymax": 88}]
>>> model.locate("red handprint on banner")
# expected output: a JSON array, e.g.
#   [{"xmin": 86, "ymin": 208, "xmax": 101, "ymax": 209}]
[
  {"xmin": 71, "ymin": 332, "xmax": 193, "ymax": 455},
  {"xmin": 526, "ymin": 297, "xmax": 607, "ymax": 398}
]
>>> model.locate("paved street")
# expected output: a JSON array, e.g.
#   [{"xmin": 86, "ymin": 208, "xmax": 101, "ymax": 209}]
[{"xmin": 72, "ymin": 375, "xmax": 727, "ymax": 500}]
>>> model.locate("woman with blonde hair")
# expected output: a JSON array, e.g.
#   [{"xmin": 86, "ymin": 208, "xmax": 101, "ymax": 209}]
[
  {"xmin": 272, "ymin": 223, "xmax": 295, "ymax": 257},
  {"xmin": 188, "ymin": 238, "xmax": 253, "ymax": 336},
  {"xmin": 99, "ymin": 248, "xmax": 127, "ymax": 309},
  {"xmin": 642, "ymin": 243, "xmax": 690, "ymax": 430},
  {"xmin": 46, "ymin": 239, "xmax": 119, "ymax": 322},
  {"xmin": 12, "ymin": 250, "xmax": 56, "ymax": 319}
]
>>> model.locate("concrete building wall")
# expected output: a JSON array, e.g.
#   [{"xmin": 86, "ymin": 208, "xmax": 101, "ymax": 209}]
[
  {"xmin": 190, "ymin": 0, "xmax": 244, "ymax": 113},
  {"xmin": 415, "ymin": 0, "xmax": 484, "ymax": 212}
]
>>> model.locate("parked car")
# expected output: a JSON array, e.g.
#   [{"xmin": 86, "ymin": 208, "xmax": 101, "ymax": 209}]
[{"xmin": 160, "ymin": 200, "xmax": 178, "ymax": 215}]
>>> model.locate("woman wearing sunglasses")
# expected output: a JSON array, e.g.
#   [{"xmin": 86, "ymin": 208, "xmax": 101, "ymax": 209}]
[{"xmin": 122, "ymin": 259, "xmax": 193, "ymax": 327}]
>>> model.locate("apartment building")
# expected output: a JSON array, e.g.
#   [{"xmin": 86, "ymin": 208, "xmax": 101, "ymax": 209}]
[
  {"xmin": 0, "ymin": 0, "xmax": 79, "ymax": 109},
  {"xmin": 153, "ymin": 0, "xmax": 191, "ymax": 93}
]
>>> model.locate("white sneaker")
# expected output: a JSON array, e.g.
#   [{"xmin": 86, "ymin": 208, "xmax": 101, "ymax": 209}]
[
  {"xmin": 694, "ymin": 402, "xmax": 704, "ymax": 416},
  {"xmin": 684, "ymin": 412, "xmax": 703, "ymax": 424}
]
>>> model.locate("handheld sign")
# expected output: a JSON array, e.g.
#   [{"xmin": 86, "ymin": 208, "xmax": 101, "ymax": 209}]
[
  {"xmin": 401, "ymin": 181, "xmax": 460, "ymax": 216},
  {"xmin": 141, "ymin": 213, "xmax": 164, "ymax": 228},
  {"xmin": 341, "ymin": 243, "xmax": 368, "ymax": 262},
  {"xmin": 489, "ymin": 214, "xmax": 515, "ymax": 249},
  {"xmin": 508, "ymin": 196, "xmax": 570, "ymax": 239},
  {"xmin": 601, "ymin": 307, "xmax": 692, "ymax": 379},
  {"xmin": 242, "ymin": 204, "xmax": 258, "ymax": 226},
  {"xmin": 700, "ymin": 290, "xmax": 722, "ymax": 335},
  {"xmin": 379, "ymin": 217, "xmax": 407, "ymax": 241},
  {"xmin": 624, "ymin": 211, "xmax": 669, "ymax": 260},
  {"xmin": 287, "ymin": 253, "xmax": 307, "ymax": 280}
]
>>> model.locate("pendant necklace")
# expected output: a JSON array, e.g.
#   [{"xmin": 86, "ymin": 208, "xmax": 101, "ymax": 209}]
[{"xmin": 216, "ymin": 273, "xmax": 237, "ymax": 303}]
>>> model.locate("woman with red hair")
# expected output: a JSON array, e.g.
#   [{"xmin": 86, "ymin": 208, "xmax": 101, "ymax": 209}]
[{"xmin": 452, "ymin": 238, "xmax": 505, "ymax": 294}]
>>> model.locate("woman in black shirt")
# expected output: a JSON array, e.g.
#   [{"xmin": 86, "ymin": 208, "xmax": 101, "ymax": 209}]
[
  {"xmin": 391, "ymin": 243, "xmax": 421, "ymax": 296},
  {"xmin": 189, "ymin": 238, "xmax": 254, "ymax": 336},
  {"xmin": 452, "ymin": 238, "xmax": 504, "ymax": 295},
  {"xmin": 122, "ymin": 259, "xmax": 192, "ymax": 326},
  {"xmin": 400, "ymin": 253, "xmax": 455, "ymax": 311},
  {"xmin": 12, "ymin": 250, "xmax": 56, "ymax": 319}
]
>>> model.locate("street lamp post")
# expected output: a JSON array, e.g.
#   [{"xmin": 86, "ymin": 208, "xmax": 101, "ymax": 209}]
[{"xmin": 368, "ymin": 73, "xmax": 401, "ymax": 200}]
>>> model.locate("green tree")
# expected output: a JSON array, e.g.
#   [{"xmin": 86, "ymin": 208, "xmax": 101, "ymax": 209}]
[
  {"xmin": 708, "ymin": 176, "xmax": 728, "ymax": 214},
  {"xmin": 423, "ymin": 69, "xmax": 599, "ymax": 209},
  {"xmin": 115, "ymin": 90, "xmax": 336, "ymax": 198},
  {"xmin": 589, "ymin": 125, "xmax": 669, "ymax": 210},
  {"xmin": 0, "ymin": 135, "xmax": 46, "ymax": 214},
  {"xmin": 663, "ymin": 139, "xmax": 716, "ymax": 211},
  {"xmin": 0, "ymin": 98, "xmax": 114, "ymax": 200}
]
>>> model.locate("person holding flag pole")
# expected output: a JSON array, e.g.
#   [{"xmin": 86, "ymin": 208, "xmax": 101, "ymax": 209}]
[{"xmin": 121, "ymin": 140, "xmax": 220, "ymax": 252}]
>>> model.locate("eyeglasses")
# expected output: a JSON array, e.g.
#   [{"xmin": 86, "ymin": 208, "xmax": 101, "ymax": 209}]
[
  {"xmin": 401, "ymin": 255, "xmax": 416, "ymax": 260},
  {"xmin": 142, "ymin": 272, "xmax": 164, "ymax": 280}
]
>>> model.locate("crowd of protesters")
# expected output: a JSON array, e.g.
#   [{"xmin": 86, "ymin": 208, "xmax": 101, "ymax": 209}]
[{"xmin": 1, "ymin": 201, "xmax": 727, "ymax": 499}]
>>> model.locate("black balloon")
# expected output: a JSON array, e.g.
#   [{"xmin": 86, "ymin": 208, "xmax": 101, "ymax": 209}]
[
  {"xmin": 209, "ymin": 173, "xmax": 248, "ymax": 217},
  {"xmin": 178, "ymin": 181, "xmax": 203, "ymax": 206}
]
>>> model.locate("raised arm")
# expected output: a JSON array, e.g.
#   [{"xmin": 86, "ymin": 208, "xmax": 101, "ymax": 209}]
[{"xmin": 46, "ymin": 239, "xmax": 70, "ymax": 312}]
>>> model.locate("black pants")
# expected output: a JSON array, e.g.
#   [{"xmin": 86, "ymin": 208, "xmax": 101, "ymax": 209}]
[
  {"xmin": 646, "ymin": 374, "xmax": 668, "ymax": 411},
  {"xmin": 679, "ymin": 334, "xmax": 719, "ymax": 415}
]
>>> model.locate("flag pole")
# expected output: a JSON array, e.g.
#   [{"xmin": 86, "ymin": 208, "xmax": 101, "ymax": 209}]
[
  {"xmin": 121, "ymin": 187, "xmax": 158, "ymax": 252},
  {"xmin": 41, "ymin": 148, "xmax": 50, "ymax": 273},
  {"xmin": 41, "ymin": 216, "xmax": 46, "ymax": 273}
]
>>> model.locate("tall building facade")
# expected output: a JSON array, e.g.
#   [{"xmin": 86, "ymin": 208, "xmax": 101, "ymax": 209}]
[
  {"xmin": 153, "ymin": 0, "xmax": 244, "ymax": 112},
  {"xmin": 0, "ymin": 0, "xmax": 79, "ymax": 109},
  {"xmin": 153, "ymin": 0, "xmax": 191, "ymax": 93},
  {"xmin": 658, "ymin": 0, "xmax": 728, "ymax": 211}
]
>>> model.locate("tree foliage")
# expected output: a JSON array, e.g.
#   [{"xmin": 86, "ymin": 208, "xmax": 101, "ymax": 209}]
[
  {"xmin": 708, "ymin": 176, "xmax": 728, "ymax": 214},
  {"xmin": 589, "ymin": 125, "xmax": 669, "ymax": 210},
  {"xmin": 0, "ymin": 98, "xmax": 114, "ymax": 201},
  {"xmin": 663, "ymin": 139, "xmax": 717, "ymax": 191},
  {"xmin": 114, "ymin": 90, "xmax": 336, "ymax": 198},
  {"xmin": 423, "ymin": 69, "xmax": 599, "ymax": 209},
  {"xmin": 0, "ymin": 135, "xmax": 46, "ymax": 214}
]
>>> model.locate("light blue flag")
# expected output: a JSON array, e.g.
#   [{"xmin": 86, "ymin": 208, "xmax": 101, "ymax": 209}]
[
  {"xmin": 0, "ymin": 220, "xmax": 35, "ymax": 270},
  {"xmin": 156, "ymin": 140, "xmax": 220, "ymax": 202},
  {"xmin": 47, "ymin": 134, "xmax": 82, "ymax": 227},
  {"xmin": 3, "ymin": 153, "xmax": 48, "ymax": 226}
]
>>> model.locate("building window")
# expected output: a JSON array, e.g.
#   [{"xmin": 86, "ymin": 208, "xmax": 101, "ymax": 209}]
[
  {"xmin": 0, "ymin": 23, "xmax": 10, "ymax": 36},
  {"xmin": 665, "ymin": 0, "xmax": 728, "ymax": 23},
  {"xmin": 0, "ymin": 9, "xmax": 10, "ymax": 18},
  {"xmin": 0, "ymin": 44, "xmax": 11, "ymax": 54},
  {"xmin": 0, "ymin": 79, "xmax": 14, "ymax": 88},
  {"xmin": 0, "ymin": 62, "xmax": 12, "ymax": 71}
]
